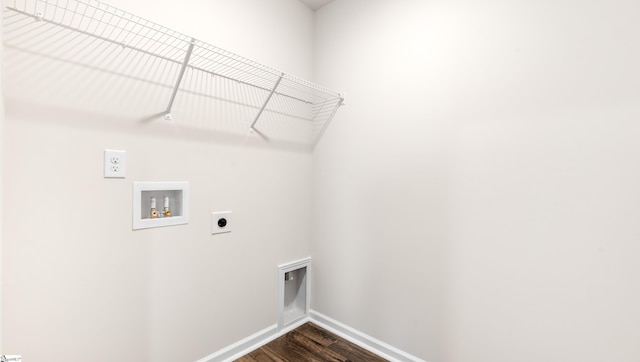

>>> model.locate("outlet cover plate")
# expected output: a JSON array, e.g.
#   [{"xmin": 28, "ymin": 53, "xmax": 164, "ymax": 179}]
[
  {"xmin": 211, "ymin": 211, "xmax": 232, "ymax": 234},
  {"xmin": 104, "ymin": 149, "xmax": 126, "ymax": 178}
]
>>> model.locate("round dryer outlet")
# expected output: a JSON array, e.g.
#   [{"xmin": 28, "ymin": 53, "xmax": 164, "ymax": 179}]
[{"xmin": 211, "ymin": 211, "xmax": 232, "ymax": 234}]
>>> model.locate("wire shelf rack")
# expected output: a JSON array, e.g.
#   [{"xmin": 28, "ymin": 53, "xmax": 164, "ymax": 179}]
[{"xmin": 3, "ymin": 0, "xmax": 344, "ymax": 148}]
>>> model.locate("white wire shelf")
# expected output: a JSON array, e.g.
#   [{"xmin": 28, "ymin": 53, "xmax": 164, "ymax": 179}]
[{"xmin": 2, "ymin": 0, "xmax": 344, "ymax": 148}]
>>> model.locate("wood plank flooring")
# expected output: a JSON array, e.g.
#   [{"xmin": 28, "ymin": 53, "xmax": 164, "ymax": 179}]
[{"xmin": 235, "ymin": 322, "xmax": 388, "ymax": 362}]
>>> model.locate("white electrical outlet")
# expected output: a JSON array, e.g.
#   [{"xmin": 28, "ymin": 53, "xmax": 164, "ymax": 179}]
[
  {"xmin": 104, "ymin": 149, "xmax": 126, "ymax": 178},
  {"xmin": 211, "ymin": 211, "xmax": 232, "ymax": 235}
]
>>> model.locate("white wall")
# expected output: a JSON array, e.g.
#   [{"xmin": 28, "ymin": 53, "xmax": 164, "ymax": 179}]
[
  {"xmin": 313, "ymin": 0, "xmax": 640, "ymax": 361},
  {"xmin": 2, "ymin": 0, "xmax": 314, "ymax": 361}
]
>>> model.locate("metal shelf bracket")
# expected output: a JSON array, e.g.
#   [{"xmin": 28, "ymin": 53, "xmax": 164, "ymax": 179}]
[
  {"xmin": 165, "ymin": 38, "xmax": 196, "ymax": 120},
  {"xmin": 249, "ymin": 72, "xmax": 285, "ymax": 133}
]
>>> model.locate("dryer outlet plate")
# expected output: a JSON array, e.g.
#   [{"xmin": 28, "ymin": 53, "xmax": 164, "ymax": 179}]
[{"xmin": 211, "ymin": 211, "xmax": 232, "ymax": 235}]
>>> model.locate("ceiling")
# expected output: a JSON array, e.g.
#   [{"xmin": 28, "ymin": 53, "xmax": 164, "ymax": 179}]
[{"xmin": 298, "ymin": 0, "xmax": 336, "ymax": 11}]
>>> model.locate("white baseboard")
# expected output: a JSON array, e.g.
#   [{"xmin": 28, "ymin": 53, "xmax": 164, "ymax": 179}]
[
  {"xmin": 309, "ymin": 310, "xmax": 426, "ymax": 362},
  {"xmin": 195, "ymin": 311, "xmax": 425, "ymax": 362},
  {"xmin": 194, "ymin": 318, "xmax": 310, "ymax": 362}
]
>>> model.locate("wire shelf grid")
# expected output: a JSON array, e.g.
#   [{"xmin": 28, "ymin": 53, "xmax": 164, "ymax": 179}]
[{"xmin": 3, "ymin": 0, "xmax": 343, "ymax": 148}]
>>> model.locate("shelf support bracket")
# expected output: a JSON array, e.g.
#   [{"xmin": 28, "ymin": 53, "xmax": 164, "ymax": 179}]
[
  {"xmin": 311, "ymin": 95, "xmax": 344, "ymax": 149},
  {"xmin": 165, "ymin": 38, "xmax": 196, "ymax": 121},
  {"xmin": 249, "ymin": 72, "xmax": 284, "ymax": 132}
]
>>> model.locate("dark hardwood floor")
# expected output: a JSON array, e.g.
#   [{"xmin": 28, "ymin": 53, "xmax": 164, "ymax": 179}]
[{"xmin": 235, "ymin": 322, "xmax": 388, "ymax": 362}]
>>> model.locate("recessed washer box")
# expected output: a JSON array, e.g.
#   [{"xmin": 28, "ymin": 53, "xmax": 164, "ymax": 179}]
[{"xmin": 133, "ymin": 182, "xmax": 189, "ymax": 230}]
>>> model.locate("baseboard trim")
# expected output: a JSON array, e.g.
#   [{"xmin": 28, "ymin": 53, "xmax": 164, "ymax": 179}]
[
  {"xmin": 195, "ymin": 311, "xmax": 425, "ymax": 362},
  {"xmin": 309, "ymin": 310, "xmax": 426, "ymax": 362},
  {"xmin": 194, "ymin": 318, "xmax": 310, "ymax": 362}
]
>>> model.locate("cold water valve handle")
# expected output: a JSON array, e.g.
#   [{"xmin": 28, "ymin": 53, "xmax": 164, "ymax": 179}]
[{"xmin": 163, "ymin": 196, "xmax": 171, "ymax": 217}]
